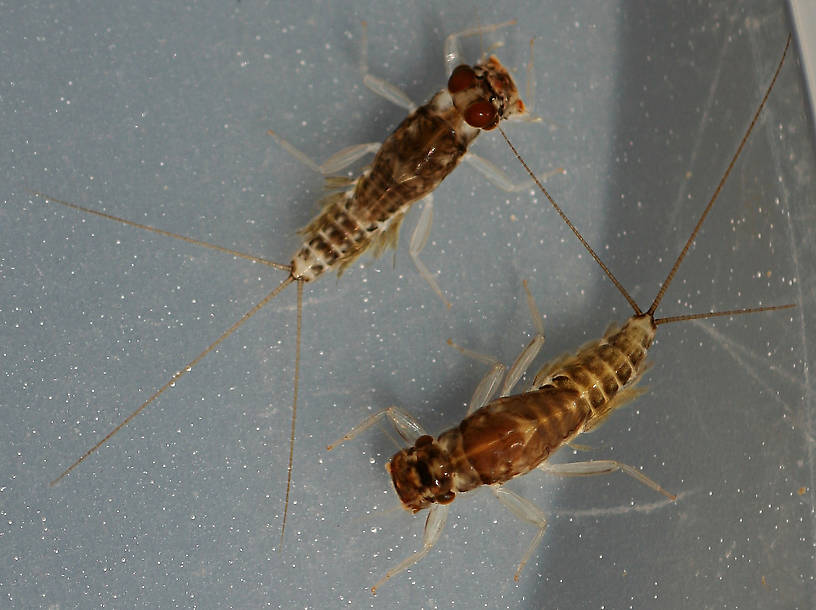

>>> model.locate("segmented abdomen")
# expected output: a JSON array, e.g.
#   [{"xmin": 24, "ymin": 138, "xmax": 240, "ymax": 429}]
[
  {"xmin": 443, "ymin": 314, "xmax": 657, "ymax": 490},
  {"xmin": 290, "ymin": 97, "xmax": 475, "ymax": 282},
  {"xmin": 543, "ymin": 314, "xmax": 655, "ymax": 422}
]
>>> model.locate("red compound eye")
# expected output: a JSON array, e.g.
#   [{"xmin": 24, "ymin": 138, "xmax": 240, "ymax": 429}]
[
  {"xmin": 447, "ymin": 65, "xmax": 476, "ymax": 93},
  {"xmin": 415, "ymin": 435, "xmax": 433, "ymax": 448},
  {"xmin": 464, "ymin": 99, "xmax": 498, "ymax": 129}
]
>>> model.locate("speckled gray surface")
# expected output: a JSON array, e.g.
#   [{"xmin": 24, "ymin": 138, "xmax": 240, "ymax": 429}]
[{"xmin": 2, "ymin": 1, "xmax": 813, "ymax": 608}]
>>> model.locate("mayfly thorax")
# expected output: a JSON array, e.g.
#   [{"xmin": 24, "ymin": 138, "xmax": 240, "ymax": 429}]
[
  {"xmin": 33, "ymin": 20, "xmax": 551, "ymax": 543},
  {"xmin": 328, "ymin": 35, "xmax": 796, "ymax": 593}
]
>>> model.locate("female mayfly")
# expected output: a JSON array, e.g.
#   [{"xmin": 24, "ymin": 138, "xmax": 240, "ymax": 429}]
[
  {"xmin": 329, "ymin": 35, "xmax": 794, "ymax": 593},
  {"xmin": 35, "ymin": 20, "xmax": 547, "ymax": 541}
]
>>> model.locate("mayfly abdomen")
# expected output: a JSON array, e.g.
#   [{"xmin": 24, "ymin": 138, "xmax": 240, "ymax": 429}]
[
  {"xmin": 329, "ymin": 34, "xmax": 795, "ymax": 594},
  {"xmin": 451, "ymin": 318, "xmax": 657, "ymax": 487},
  {"xmin": 37, "ymin": 19, "xmax": 541, "ymax": 554},
  {"xmin": 540, "ymin": 315, "xmax": 654, "ymax": 416},
  {"xmin": 290, "ymin": 95, "xmax": 479, "ymax": 281},
  {"xmin": 290, "ymin": 191, "xmax": 368, "ymax": 281}
]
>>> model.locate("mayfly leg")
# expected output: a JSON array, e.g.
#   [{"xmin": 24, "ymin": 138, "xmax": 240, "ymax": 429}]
[
  {"xmin": 269, "ymin": 20, "xmax": 559, "ymax": 306},
  {"xmin": 330, "ymin": 34, "xmax": 796, "ymax": 593},
  {"xmin": 39, "ymin": 18, "xmax": 556, "ymax": 554},
  {"xmin": 447, "ymin": 280, "xmax": 545, "ymax": 414},
  {"xmin": 485, "ymin": 33, "xmax": 796, "ymax": 573}
]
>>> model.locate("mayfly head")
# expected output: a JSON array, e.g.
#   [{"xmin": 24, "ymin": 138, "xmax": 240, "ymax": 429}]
[
  {"xmin": 447, "ymin": 55, "xmax": 526, "ymax": 130},
  {"xmin": 386, "ymin": 434, "xmax": 455, "ymax": 512}
]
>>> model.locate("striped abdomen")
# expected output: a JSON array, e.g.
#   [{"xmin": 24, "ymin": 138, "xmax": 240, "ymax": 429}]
[
  {"xmin": 290, "ymin": 92, "xmax": 477, "ymax": 282},
  {"xmin": 443, "ymin": 314, "xmax": 657, "ymax": 492}
]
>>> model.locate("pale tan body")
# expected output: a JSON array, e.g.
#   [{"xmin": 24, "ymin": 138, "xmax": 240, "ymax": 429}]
[
  {"xmin": 38, "ymin": 21, "xmax": 544, "ymax": 547},
  {"xmin": 289, "ymin": 89, "xmax": 481, "ymax": 283},
  {"xmin": 330, "ymin": 35, "xmax": 794, "ymax": 594},
  {"xmin": 334, "ymin": 299, "xmax": 671, "ymax": 593},
  {"xmin": 274, "ymin": 24, "xmax": 540, "ymax": 303},
  {"xmin": 440, "ymin": 316, "xmax": 654, "ymax": 495},
  {"xmin": 387, "ymin": 314, "xmax": 655, "ymax": 514}
]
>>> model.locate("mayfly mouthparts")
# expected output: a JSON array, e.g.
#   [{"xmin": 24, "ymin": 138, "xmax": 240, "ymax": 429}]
[
  {"xmin": 329, "ymin": 34, "xmax": 795, "ymax": 594},
  {"xmin": 38, "ymin": 20, "xmax": 558, "ymax": 547}
]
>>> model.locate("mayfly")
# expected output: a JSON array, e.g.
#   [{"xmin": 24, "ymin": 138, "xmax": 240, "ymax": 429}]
[
  {"xmin": 34, "ymin": 20, "xmax": 548, "ymax": 542},
  {"xmin": 328, "ymin": 35, "xmax": 795, "ymax": 593}
]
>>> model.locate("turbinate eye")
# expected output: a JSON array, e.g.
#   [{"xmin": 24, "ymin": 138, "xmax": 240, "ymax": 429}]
[
  {"xmin": 464, "ymin": 99, "xmax": 498, "ymax": 129},
  {"xmin": 415, "ymin": 434, "xmax": 433, "ymax": 448},
  {"xmin": 448, "ymin": 65, "xmax": 476, "ymax": 93}
]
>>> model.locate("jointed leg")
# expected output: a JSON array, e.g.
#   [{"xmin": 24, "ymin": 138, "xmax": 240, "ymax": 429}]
[
  {"xmin": 359, "ymin": 21, "xmax": 417, "ymax": 112},
  {"xmin": 446, "ymin": 339, "xmax": 506, "ymax": 416},
  {"xmin": 443, "ymin": 20, "xmax": 517, "ymax": 75},
  {"xmin": 268, "ymin": 129, "xmax": 380, "ymax": 175},
  {"xmin": 539, "ymin": 460, "xmax": 676, "ymax": 501},
  {"xmin": 327, "ymin": 405, "xmax": 427, "ymax": 450},
  {"xmin": 447, "ymin": 280, "xmax": 546, "ymax": 414},
  {"xmin": 500, "ymin": 280, "xmax": 546, "ymax": 396},
  {"xmin": 463, "ymin": 152, "xmax": 563, "ymax": 193},
  {"xmin": 408, "ymin": 195, "xmax": 451, "ymax": 308},
  {"xmin": 371, "ymin": 503, "xmax": 449, "ymax": 594},
  {"xmin": 492, "ymin": 485, "xmax": 548, "ymax": 581}
]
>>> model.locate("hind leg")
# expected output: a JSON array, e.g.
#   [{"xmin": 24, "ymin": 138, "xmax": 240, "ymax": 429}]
[
  {"xmin": 491, "ymin": 485, "xmax": 548, "ymax": 581},
  {"xmin": 327, "ymin": 405, "xmax": 427, "ymax": 450},
  {"xmin": 358, "ymin": 21, "xmax": 417, "ymax": 111},
  {"xmin": 447, "ymin": 281, "xmax": 546, "ymax": 415},
  {"xmin": 463, "ymin": 152, "xmax": 563, "ymax": 192},
  {"xmin": 539, "ymin": 460, "xmax": 676, "ymax": 500},
  {"xmin": 268, "ymin": 129, "xmax": 380, "ymax": 176},
  {"xmin": 407, "ymin": 194, "xmax": 452, "ymax": 308}
]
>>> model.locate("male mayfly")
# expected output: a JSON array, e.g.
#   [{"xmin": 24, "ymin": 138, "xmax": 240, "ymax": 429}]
[
  {"xmin": 329, "ymin": 35, "xmax": 795, "ymax": 593},
  {"xmin": 35, "ymin": 20, "xmax": 551, "ymax": 541}
]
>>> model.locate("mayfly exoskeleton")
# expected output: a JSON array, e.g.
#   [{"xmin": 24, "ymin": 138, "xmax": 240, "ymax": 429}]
[
  {"xmin": 29, "ymin": 19, "xmax": 554, "ymax": 543},
  {"xmin": 329, "ymin": 35, "xmax": 797, "ymax": 594},
  {"xmin": 6, "ymin": 4, "xmax": 811, "ymax": 607}
]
